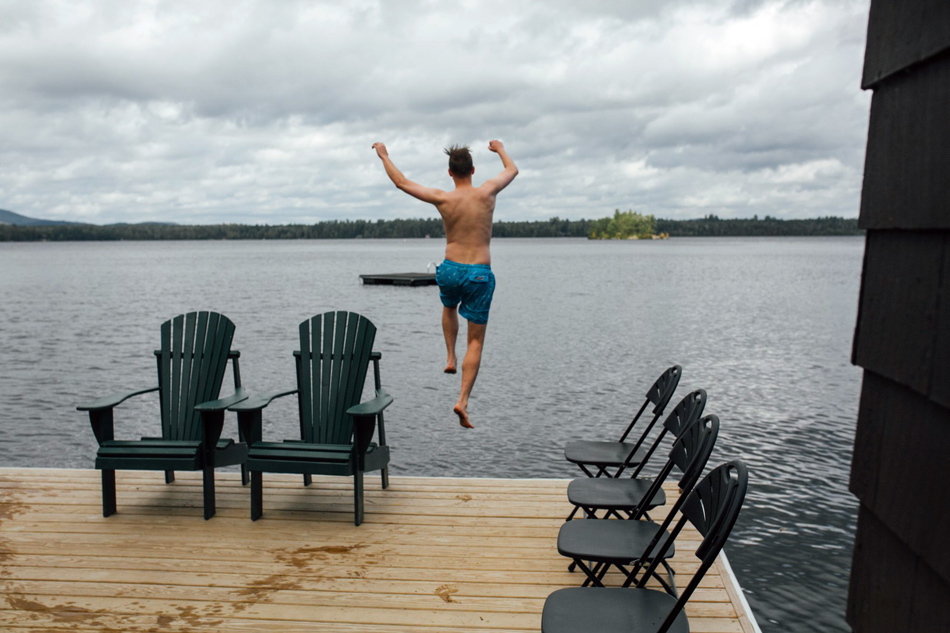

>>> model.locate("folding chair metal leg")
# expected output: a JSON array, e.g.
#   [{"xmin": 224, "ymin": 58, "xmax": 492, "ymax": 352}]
[
  {"xmin": 572, "ymin": 558, "xmax": 605, "ymax": 587},
  {"xmin": 251, "ymin": 471, "xmax": 263, "ymax": 520},
  {"xmin": 241, "ymin": 465, "xmax": 249, "ymax": 486},
  {"xmin": 101, "ymin": 469, "xmax": 116, "ymax": 517},
  {"xmin": 619, "ymin": 559, "xmax": 677, "ymax": 595},
  {"xmin": 660, "ymin": 560, "xmax": 678, "ymax": 597},
  {"xmin": 381, "ymin": 467, "xmax": 389, "ymax": 490}
]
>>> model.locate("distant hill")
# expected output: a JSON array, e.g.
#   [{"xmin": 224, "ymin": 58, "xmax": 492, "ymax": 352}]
[
  {"xmin": 0, "ymin": 209, "xmax": 86, "ymax": 226},
  {"xmin": 0, "ymin": 209, "xmax": 178, "ymax": 227}
]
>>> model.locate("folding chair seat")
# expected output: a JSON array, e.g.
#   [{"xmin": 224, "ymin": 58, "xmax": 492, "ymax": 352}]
[
  {"xmin": 564, "ymin": 390, "xmax": 707, "ymax": 521},
  {"xmin": 565, "ymin": 365, "xmax": 681, "ymax": 478},
  {"xmin": 566, "ymin": 414, "xmax": 718, "ymax": 521},
  {"xmin": 542, "ymin": 461, "xmax": 749, "ymax": 633}
]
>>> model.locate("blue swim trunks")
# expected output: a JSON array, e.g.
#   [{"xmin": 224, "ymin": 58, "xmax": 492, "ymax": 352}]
[{"xmin": 436, "ymin": 259, "xmax": 496, "ymax": 325}]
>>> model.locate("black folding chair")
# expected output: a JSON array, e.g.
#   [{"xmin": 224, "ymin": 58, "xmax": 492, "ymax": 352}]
[
  {"xmin": 567, "ymin": 415, "xmax": 719, "ymax": 520},
  {"xmin": 563, "ymin": 414, "xmax": 719, "ymax": 580},
  {"xmin": 542, "ymin": 461, "xmax": 749, "ymax": 633},
  {"xmin": 559, "ymin": 414, "xmax": 720, "ymax": 592},
  {"xmin": 564, "ymin": 365, "xmax": 681, "ymax": 478},
  {"xmin": 567, "ymin": 389, "xmax": 706, "ymax": 521}
]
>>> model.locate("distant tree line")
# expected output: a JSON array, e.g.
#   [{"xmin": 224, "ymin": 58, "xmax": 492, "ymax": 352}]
[
  {"xmin": 656, "ymin": 214, "xmax": 861, "ymax": 237},
  {"xmin": 0, "ymin": 214, "xmax": 860, "ymax": 242}
]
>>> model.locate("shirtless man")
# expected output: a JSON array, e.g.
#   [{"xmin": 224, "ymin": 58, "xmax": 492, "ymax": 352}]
[{"xmin": 372, "ymin": 140, "xmax": 518, "ymax": 428}]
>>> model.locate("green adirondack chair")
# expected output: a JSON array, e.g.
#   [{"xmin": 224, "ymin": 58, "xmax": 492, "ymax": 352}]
[
  {"xmin": 77, "ymin": 311, "xmax": 250, "ymax": 519},
  {"xmin": 230, "ymin": 311, "xmax": 393, "ymax": 526}
]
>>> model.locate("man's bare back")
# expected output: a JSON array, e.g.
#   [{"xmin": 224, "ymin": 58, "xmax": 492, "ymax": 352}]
[
  {"xmin": 372, "ymin": 140, "xmax": 518, "ymax": 429},
  {"xmin": 436, "ymin": 184, "xmax": 495, "ymax": 265},
  {"xmin": 372, "ymin": 140, "xmax": 517, "ymax": 266}
]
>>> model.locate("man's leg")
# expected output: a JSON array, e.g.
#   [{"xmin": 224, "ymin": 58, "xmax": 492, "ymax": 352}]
[
  {"xmin": 442, "ymin": 306, "xmax": 459, "ymax": 374},
  {"xmin": 454, "ymin": 321, "xmax": 487, "ymax": 429}
]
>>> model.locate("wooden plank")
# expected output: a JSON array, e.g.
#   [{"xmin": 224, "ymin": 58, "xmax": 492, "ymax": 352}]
[
  {"xmin": 320, "ymin": 313, "xmax": 335, "ymax": 443},
  {"xmin": 862, "ymin": 0, "xmax": 950, "ymax": 89},
  {"xmin": 159, "ymin": 318, "xmax": 173, "ymax": 439},
  {"xmin": 0, "ymin": 556, "xmax": 724, "ymax": 592},
  {"xmin": 177, "ymin": 311, "xmax": 198, "ymax": 441},
  {"xmin": 0, "ymin": 468, "xmax": 752, "ymax": 632},
  {"xmin": 298, "ymin": 316, "xmax": 315, "ymax": 442},
  {"xmin": 187, "ymin": 311, "xmax": 212, "ymax": 440},
  {"xmin": 0, "ymin": 568, "xmax": 730, "ymax": 600},
  {"xmin": 0, "ymin": 593, "xmax": 739, "ymax": 631},
  {"xmin": 716, "ymin": 552, "xmax": 760, "ymax": 633}
]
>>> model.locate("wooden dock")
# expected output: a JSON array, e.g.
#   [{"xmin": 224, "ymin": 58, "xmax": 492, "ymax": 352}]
[{"xmin": 0, "ymin": 468, "xmax": 758, "ymax": 632}]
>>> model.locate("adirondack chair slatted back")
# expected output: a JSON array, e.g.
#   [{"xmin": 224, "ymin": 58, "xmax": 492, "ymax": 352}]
[
  {"xmin": 296, "ymin": 311, "xmax": 376, "ymax": 445},
  {"xmin": 157, "ymin": 312, "xmax": 235, "ymax": 441}
]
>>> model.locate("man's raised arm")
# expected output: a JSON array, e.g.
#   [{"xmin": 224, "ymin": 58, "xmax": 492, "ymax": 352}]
[
  {"xmin": 372, "ymin": 142, "xmax": 446, "ymax": 205},
  {"xmin": 483, "ymin": 140, "xmax": 519, "ymax": 195}
]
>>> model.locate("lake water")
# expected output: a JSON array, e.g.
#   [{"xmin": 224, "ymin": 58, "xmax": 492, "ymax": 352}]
[{"xmin": 0, "ymin": 236, "xmax": 864, "ymax": 632}]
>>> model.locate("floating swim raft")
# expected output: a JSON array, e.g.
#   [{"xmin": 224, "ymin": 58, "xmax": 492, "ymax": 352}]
[{"xmin": 360, "ymin": 272, "xmax": 436, "ymax": 286}]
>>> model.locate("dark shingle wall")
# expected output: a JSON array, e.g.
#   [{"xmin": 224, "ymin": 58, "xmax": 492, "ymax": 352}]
[{"xmin": 848, "ymin": 1, "xmax": 950, "ymax": 629}]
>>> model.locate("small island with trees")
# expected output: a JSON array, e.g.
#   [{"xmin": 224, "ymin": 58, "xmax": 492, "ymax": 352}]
[{"xmin": 588, "ymin": 210, "xmax": 667, "ymax": 240}]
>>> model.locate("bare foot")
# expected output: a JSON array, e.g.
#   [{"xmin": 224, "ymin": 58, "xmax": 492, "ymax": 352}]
[
  {"xmin": 444, "ymin": 362, "xmax": 457, "ymax": 374},
  {"xmin": 454, "ymin": 404, "xmax": 474, "ymax": 429}
]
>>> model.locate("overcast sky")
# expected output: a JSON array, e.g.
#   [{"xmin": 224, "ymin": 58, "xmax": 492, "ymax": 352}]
[{"xmin": 0, "ymin": 0, "xmax": 871, "ymax": 225}]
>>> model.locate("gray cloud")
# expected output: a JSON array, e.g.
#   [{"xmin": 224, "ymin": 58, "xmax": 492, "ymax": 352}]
[{"xmin": 0, "ymin": 0, "xmax": 871, "ymax": 223}]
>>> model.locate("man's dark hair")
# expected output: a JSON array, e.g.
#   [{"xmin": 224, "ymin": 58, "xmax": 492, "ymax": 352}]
[{"xmin": 444, "ymin": 144, "xmax": 473, "ymax": 177}]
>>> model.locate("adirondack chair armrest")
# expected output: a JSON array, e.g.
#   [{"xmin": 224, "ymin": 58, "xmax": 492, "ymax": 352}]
[
  {"xmin": 228, "ymin": 389, "xmax": 298, "ymax": 413},
  {"xmin": 346, "ymin": 389, "xmax": 393, "ymax": 418},
  {"xmin": 349, "ymin": 390, "xmax": 393, "ymax": 468},
  {"xmin": 77, "ymin": 386, "xmax": 159, "ymax": 412},
  {"xmin": 194, "ymin": 388, "xmax": 250, "ymax": 413}
]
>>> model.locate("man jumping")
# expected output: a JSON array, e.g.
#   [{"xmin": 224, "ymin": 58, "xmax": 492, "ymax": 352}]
[{"xmin": 372, "ymin": 140, "xmax": 518, "ymax": 429}]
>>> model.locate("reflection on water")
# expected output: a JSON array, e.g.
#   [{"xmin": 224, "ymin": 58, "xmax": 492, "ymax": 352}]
[{"xmin": 0, "ymin": 236, "xmax": 864, "ymax": 632}]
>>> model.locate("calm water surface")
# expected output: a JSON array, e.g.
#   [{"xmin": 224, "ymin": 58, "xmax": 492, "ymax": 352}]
[{"xmin": 0, "ymin": 237, "xmax": 863, "ymax": 632}]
